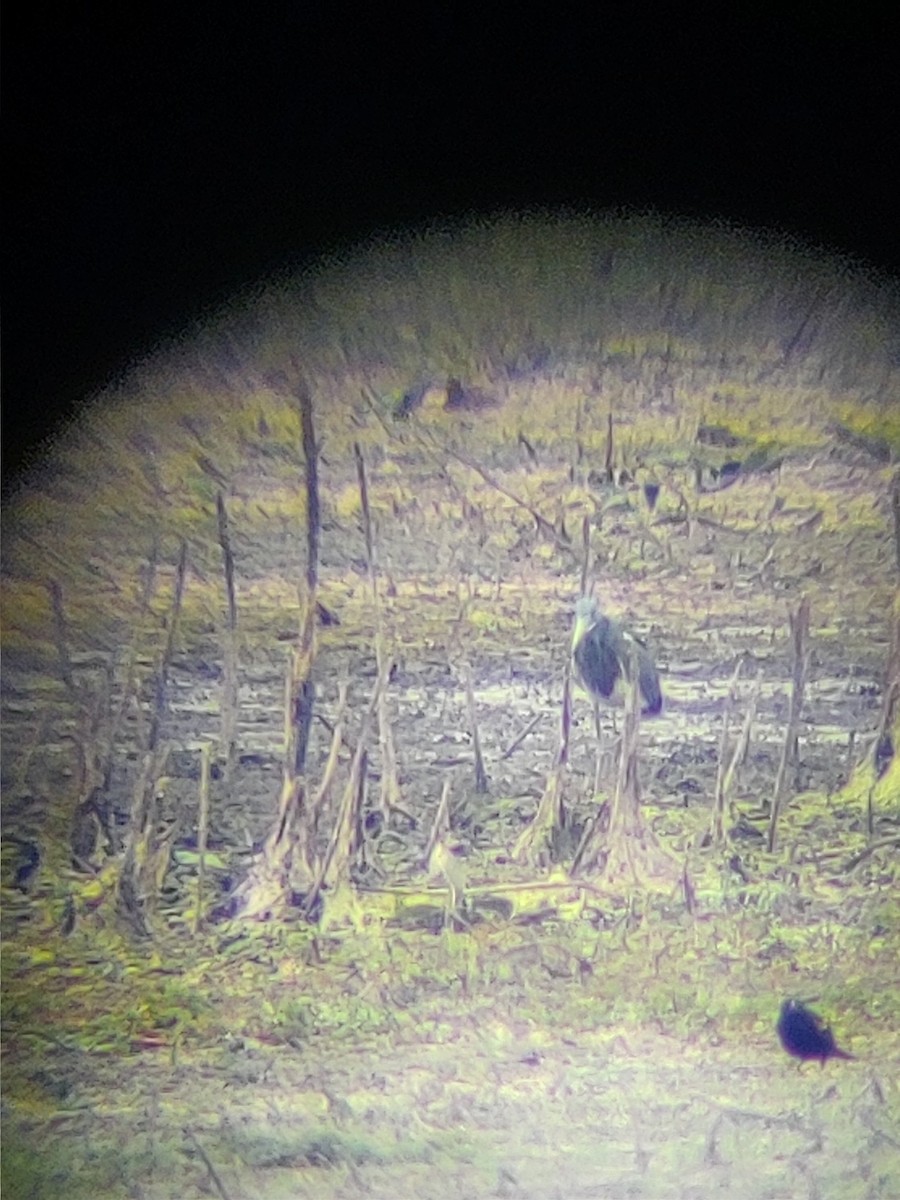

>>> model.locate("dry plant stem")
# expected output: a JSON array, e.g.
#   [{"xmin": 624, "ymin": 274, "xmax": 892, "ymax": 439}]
[
  {"xmin": 767, "ymin": 595, "xmax": 811, "ymax": 853},
  {"xmin": 354, "ymin": 441, "xmax": 401, "ymax": 816},
  {"xmin": 304, "ymin": 665, "xmax": 388, "ymax": 916},
  {"xmin": 513, "ymin": 656, "xmax": 573, "ymax": 865},
  {"xmin": 571, "ymin": 730, "xmax": 610, "ymax": 876},
  {"xmin": 872, "ymin": 677, "xmax": 899, "ymax": 776},
  {"xmin": 868, "ymin": 672, "xmax": 899, "ymax": 838},
  {"xmin": 845, "ymin": 729, "xmax": 857, "ymax": 782},
  {"xmin": 682, "ymin": 862, "xmax": 698, "ymax": 915},
  {"xmin": 182, "ymin": 1128, "xmax": 232, "ymax": 1200},
  {"xmin": 572, "ymin": 394, "xmax": 584, "ymax": 482},
  {"xmin": 843, "ymin": 834, "xmax": 900, "ymax": 872},
  {"xmin": 873, "ymin": 592, "xmax": 899, "ymax": 757},
  {"xmin": 308, "ymin": 683, "xmax": 350, "ymax": 828},
  {"xmin": 147, "ymin": 539, "xmax": 188, "ymax": 754},
  {"xmin": 695, "ymin": 514, "xmax": 750, "ymax": 539},
  {"xmin": 193, "ymin": 742, "xmax": 212, "ymax": 934},
  {"xmin": 721, "ymin": 680, "xmax": 759, "ymax": 811},
  {"xmin": 216, "ymin": 492, "xmax": 239, "ymax": 783},
  {"xmin": 115, "ymin": 542, "xmax": 187, "ymax": 933},
  {"xmin": 709, "ymin": 659, "xmax": 743, "ymax": 846},
  {"xmin": 261, "ymin": 389, "xmax": 322, "ymax": 840},
  {"xmin": 579, "ymin": 516, "xmax": 591, "ymax": 595},
  {"xmin": 429, "ymin": 835, "xmax": 468, "ymax": 926},
  {"xmin": 712, "ymin": 686, "xmax": 732, "ymax": 842},
  {"xmin": 500, "ymin": 713, "xmax": 543, "ymax": 760},
  {"xmin": 297, "ymin": 379, "xmax": 320, "ymax": 596},
  {"xmin": 283, "ymin": 382, "xmax": 321, "ymax": 785},
  {"xmin": 70, "ymin": 663, "xmax": 115, "ymax": 854},
  {"xmin": 225, "ymin": 384, "xmax": 323, "ymax": 920},
  {"xmin": 604, "ymin": 411, "xmax": 615, "ymax": 482},
  {"xmin": 464, "ymin": 662, "xmax": 489, "ymax": 793},
  {"xmin": 668, "ymin": 486, "xmax": 695, "ymax": 541},
  {"xmin": 362, "ymin": 875, "xmax": 610, "ymax": 904},
  {"xmin": 276, "ymin": 601, "xmax": 317, "ymax": 844},
  {"xmin": 230, "ymin": 759, "xmax": 307, "ymax": 920},
  {"xmin": 890, "ymin": 471, "xmax": 900, "ymax": 575},
  {"xmin": 581, "ymin": 651, "xmax": 674, "ymax": 888},
  {"xmin": 518, "ymin": 430, "xmax": 538, "ymax": 465},
  {"xmin": 354, "ymin": 441, "xmax": 376, "ymax": 569},
  {"xmin": 580, "ymin": 524, "xmax": 608, "ymax": 792},
  {"xmin": 47, "ymin": 578, "xmax": 76, "ymax": 697},
  {"xmin": 423, "ymin": 776, "xmax": 453, "ymax": 866},
  {"xmin": 353, "ymin": 747, "xmax": 370, "ymax": 860},
  {"xmin": 299, "ymin": 682, "xmax": 351, "ymax": 876},
  {"xmin": 110, "ymin": 538, "xmax": 159, "ymax": 756},
  {"xmin": 378, "ymin": 705, "xmax": 405, "ymax": 814},
  {"xmin": 285, "ymin": 604, "xmax": 321, "ymax": 782},
  {"xmin": 117, "ymin": 740, "xmax": 171, "ymax": 935}
]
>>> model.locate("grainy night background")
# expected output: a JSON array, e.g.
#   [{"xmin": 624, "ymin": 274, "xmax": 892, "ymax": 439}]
[{"xmin": 3, "ymin": 10, "xmax": 897, "ymax": 483}]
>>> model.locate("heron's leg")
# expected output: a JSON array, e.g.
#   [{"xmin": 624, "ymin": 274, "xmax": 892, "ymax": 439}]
[
  {"xmin": 592, "ymin": 697, "xmax": 602, "ymax": 745},
  {"xmin": 592, "ymin": 698, "xmax": 604, "ymax": 795}
]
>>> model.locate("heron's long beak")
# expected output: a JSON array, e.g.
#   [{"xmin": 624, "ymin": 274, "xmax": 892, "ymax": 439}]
[{"xmin": 572, "ymin": 612, "xmax": 589, "ymax": 652}]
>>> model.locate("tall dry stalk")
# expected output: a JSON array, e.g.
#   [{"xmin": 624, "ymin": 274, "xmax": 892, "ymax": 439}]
[{"xmin": 767, "ymin": 596, "xmax": 811, "ymax": 853}]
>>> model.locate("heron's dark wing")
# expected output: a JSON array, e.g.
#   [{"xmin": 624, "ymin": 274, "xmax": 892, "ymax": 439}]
[
  {"xmin": 573, "ymin": 622, "xmax": 622, "ymax": 699},
  {"xmin": 635, "ymin": 645, "xmax": 663, "ymax": 715},
  {"xmin": 609, "ymin": 624, "xmax": 662, "ymax": 716}
]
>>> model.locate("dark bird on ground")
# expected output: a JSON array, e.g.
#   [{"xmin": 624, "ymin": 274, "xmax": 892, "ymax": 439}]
[
  {"xmin": 13, "ymin": 841, "xmax": 41, "ymax": 892},
  {"xmin": 697, "ymin": 423, "xmax": 744, "ymax": 448},
  {"xmin": 393, "ymin": 381, "xmax": 430, "ymax": 420},
  {"xmin": 642, "ymin": 482, "xmax": 661, "ymax": 510},
  {"xmin": 444, "ymin": 378, "xmax": 499, "ymax": 412},
  {"xmin": 874, "ymin": 732, "xmax": 894, "ymax": 779},
  {"xmin": 572, "ymin": 597, "xmax": 662, "ymax": 717},
  {"xmin": 776, "ymin": 1000, "xmax": 855, "ymax": 1065}
]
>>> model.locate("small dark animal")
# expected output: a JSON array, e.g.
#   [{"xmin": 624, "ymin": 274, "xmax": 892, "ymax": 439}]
[
  {"xmin": 874, "ymin": 732, "xmax": 894, "ymax": 780},
  {"xmin": 393, "ymin": 382, "xmax": 429, "ymax": 420},
  {"xmin": 776, "ymin": 1000, "xmax": 854, "ymax": 1065},
  {"xmin": 642, "ymin": 482, "xmax": 661, "ymax": 510},
  {"xmin": 443, "ymin": 378, "xmax": 499, "ymax": 412},
  {"xmin": 696, "ymin": 423, "xmax": 743, "ymax": 448},
  {"xmin": 14, "ymin": 842, "xmax": 41, "ymax": 892}
]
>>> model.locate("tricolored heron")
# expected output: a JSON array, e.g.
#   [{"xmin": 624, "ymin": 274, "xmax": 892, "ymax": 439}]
[{"xmin": 571, "ymin": 596, "xmax": 662, "ymax": 718}]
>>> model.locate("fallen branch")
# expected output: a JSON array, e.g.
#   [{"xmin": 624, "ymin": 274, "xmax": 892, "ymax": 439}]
[
  {"xmin": 443, "ymin": 445, "xmax": 575, "ymax": 554},
  {"xmin": 500, "ymin": 713, "xmax": 543, "ymax": 760}
]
